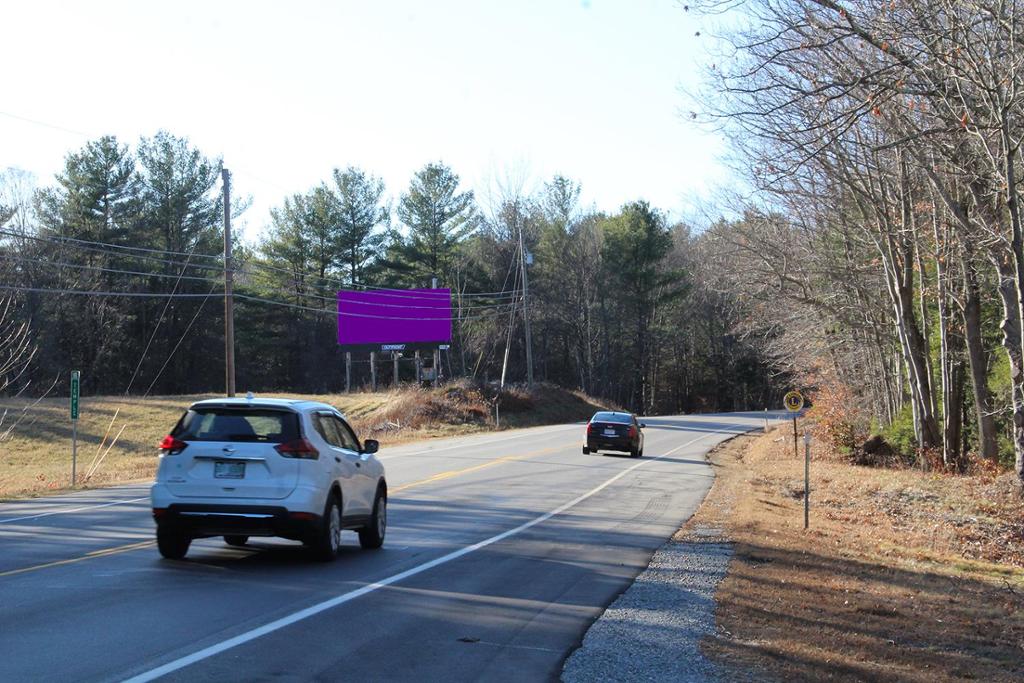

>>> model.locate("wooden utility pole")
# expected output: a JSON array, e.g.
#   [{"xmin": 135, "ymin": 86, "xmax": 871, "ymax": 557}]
[
  {"xmin": 518, "ymin": 221, "xmax": 534, "ymax": 387},
  {"xmin": 370, "ymin": 351, "xmax": 377, "ymax": 391},
  {"xmin": 433, "ymin": 348, "xmax": 440, "ymax": 387},
  {"xmin": 393, "ymin": 352, "xmax": 399, "ymax": 386},
  {"xmin": 222, "ymin": 167, "xmax": 236, "ymax": 397},
  {"xmin": 345, "ymin": 352, "xmax": 351, "ymax": 393},
  {"xmin": 415, "ymin": 350, "xmax": 422, "ymax": 384}
]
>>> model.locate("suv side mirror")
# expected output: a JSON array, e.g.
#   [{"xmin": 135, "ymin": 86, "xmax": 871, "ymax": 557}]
[
  {"xmin": 362, "ymin": 439, "xmax": 379, "ymax": 454},
  {"xmin": 639, "ymin": 423, "xmax": 647, "ymax": 429}
]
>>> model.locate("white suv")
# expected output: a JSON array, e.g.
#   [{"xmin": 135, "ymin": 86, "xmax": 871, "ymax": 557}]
[{"xmin": 150, "ymin": 397, "xmax": 387, "ymax": 561}]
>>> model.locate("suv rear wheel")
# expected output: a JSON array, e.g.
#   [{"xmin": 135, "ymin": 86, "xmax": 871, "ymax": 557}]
[
  {"xmin": 157, "ymin": 528, "xmax": 191, "ymax": 560},
  {"xmin": 358, "ymin": 487, "xmax": 387, "ymax": 550},
  {"xmin": 310, "ymin": 495, "xmax": 342, "ymax": 561}
]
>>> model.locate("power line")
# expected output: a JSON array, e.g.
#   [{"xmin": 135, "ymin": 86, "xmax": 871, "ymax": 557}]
[
  {"xmin": 142, "ymin": 285, "xmax": 219, "ymax": 397},
  {"xmin": 0, "ymin": 252, "xmax": 221, "ymax": 284},
  {"xmin": 4, "ymin": 230, "xmax": 523, "ymax": 302},
  {"xmin": 234, "ymin": 292, "xmax": 519, "ymax": 321},
  {"xmin": 0, "ymin": 283, "xmax": 519, "ymax": 321},
  {"xmin": 0, "ymin": 284, "xmax": 219, "ymax": 298},
  {"xmin": 0, "ymin": 230, "xmax": 226, "ymax": 274},
  {"xmin": 23, "ymin": 230, "xmax": 224, "ymax": 262},
  {"xmin": 125, "ymin": 240, "xmax": 206, "ymax": 396}
]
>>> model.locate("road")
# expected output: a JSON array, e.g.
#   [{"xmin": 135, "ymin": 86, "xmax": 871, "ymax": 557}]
[{"xmin": 0, "ymin": 412, "xmax": 770, "ymax": 682}]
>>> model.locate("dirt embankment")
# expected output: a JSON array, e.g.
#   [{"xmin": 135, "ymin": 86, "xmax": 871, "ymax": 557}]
[
  {"xmin": 691, "ymin": 428, "xmax": 1024, "ymax": 683},
  {"xmin": 0, "ymin": 380, "xmax": 612, "ymax": 499}
]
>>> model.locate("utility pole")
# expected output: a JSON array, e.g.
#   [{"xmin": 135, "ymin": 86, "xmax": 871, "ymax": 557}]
[
  {"xmin": 518, "ymin": 220, "xmax": 534, "ymax": 387},
  {"xmin": 222, "ymin": 167, "xmax": 236, "ymax": 397}
]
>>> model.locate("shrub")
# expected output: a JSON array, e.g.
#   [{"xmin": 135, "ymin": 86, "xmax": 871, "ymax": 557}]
[{"xmin": 808, "ymin": 380, "xmax": 866, "ymax": 457}]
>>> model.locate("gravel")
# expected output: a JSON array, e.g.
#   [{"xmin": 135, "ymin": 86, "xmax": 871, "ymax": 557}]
[{"xmin": 561, "ymin": 525, "xmax": 738, "ymax": 683}]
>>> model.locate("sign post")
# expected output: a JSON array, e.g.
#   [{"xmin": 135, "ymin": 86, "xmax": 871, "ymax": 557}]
[
  {"xmin": 804, "ymin": 431, "xmax": 811, "ymax": 529},
  {"xmin": 783, "ymin": 390, "xmax": 804, "ymax": 460},
  {"xmin": 70, "ymin": 370, "xmax": 80, "ymax": 487}
]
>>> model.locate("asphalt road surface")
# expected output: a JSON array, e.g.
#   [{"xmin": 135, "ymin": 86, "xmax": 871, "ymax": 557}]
[{"xmin": 0, "ymin": 412, "xmax": 773, "ymax": 683}]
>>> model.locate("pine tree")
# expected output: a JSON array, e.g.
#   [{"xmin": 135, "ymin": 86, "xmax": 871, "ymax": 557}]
[{"xmin": 393, "ymin": 162, "xmax": 476, "ymax": 286}]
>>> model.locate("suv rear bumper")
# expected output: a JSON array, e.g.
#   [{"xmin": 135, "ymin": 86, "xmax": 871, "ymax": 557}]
[{"xmin": 153, "ymin": 504, "xmax": 321, "ymax": 541}]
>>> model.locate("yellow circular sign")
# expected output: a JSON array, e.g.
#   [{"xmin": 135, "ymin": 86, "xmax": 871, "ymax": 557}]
[{"xmin": 783, "ymin": 390, "xmax": 804, "ymax": 413}]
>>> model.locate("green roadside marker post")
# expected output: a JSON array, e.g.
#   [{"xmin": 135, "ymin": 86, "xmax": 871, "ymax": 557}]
[{"xmin": 70, "ymin": 370, "xmax": 80, "ymax": 487}]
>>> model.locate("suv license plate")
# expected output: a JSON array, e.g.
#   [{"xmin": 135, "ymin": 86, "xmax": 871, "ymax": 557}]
[{"xmin": 214, "ymin": 461, "xmax": 245, "ymax": 479}]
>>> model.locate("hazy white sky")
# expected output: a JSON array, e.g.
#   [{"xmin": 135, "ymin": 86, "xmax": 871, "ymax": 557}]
[{"xmin": 2, "ymin": 0, "xmax": 723, "ymax": 241}]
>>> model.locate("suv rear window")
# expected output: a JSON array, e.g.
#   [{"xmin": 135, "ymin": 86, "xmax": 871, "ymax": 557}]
[
  {"xmin": 172, "ymin": 408, "xmax": 300, "ymax": 443},
  {"xmin": 591, "ymin": 412, "xmax": 631, "ymax": 424}
]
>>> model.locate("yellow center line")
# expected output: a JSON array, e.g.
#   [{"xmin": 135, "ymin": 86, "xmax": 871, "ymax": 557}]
[
  {"xmin": 390, "ymin": 444, "xmax": 567, "ymax": 494},
  {"xmin": 0, "ymin": 540, "xmax": 156, "ymax": 578},
  {"xmin": 1, "ymin": 438, "xmax": 576, "ymax": 579}
]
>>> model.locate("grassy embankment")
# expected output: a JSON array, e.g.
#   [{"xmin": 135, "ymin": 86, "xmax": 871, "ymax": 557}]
[
  {"xmin": 0, "ymin": 381, "xmax": 609, "ymax": 499},
  {"xmin": 689, "ymin": 427, "xmax": 1024, "ymax": 682}
]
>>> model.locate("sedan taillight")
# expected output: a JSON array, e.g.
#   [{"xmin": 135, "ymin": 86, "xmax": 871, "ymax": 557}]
[
  {"xmin": 275, "ymin": 438, "xmax": 320, "ymax": 460},
  {"xmin": 158, "ymin": 435, "xmax": 187, "ymax": 456},
  {"xmin": 587, "ymin": 423, "xmax": 597, "ymax": 434},
  {"xmin": 627, "ymin": 426, "xmax": 638, "ymax": 439}
]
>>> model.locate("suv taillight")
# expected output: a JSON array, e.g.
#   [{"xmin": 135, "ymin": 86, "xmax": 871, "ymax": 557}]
[
  {"xmin": 628, "ymin": 426, "xmax": 638, "ymax": 438},
  {"xmin": 158, "ymin": 435, "xmax": 188, "ymax": 455},
  {"xmin": 275, "ymin": 438, "xmax": 320, "ymax": 460}
]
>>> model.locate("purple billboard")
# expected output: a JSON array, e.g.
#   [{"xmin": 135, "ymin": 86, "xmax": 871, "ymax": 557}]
[{"xmin": 337, "ymin": 288, "xmax": 452, "ymax": 349}]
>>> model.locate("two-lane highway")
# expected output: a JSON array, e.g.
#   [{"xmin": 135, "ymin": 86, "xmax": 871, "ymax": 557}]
[{"xmin": 0, "ymin": 413, "xmax": 768, "ymax": 682}]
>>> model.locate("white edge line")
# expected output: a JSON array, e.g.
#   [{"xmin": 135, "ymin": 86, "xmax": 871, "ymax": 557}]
[
  {"xmin": 122, "ymin": 423, "xmax": 753, "ymax": 683},
  {"xmin": 0, "ymin": 496, "xmax": 150, "ymax": 524}
]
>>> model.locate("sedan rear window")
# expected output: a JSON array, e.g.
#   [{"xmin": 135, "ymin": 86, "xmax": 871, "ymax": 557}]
[
  {"xmin": 591, "ymin": 412, "xmax": 631, "ymax": 424},
  {"xmin": 172, "ymin": 408, "xmax": 300, "ymax": 443}
]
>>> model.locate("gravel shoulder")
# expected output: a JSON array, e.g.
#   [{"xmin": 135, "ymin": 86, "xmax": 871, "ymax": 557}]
[
  {"xmin": 561, "ymin": 524, "xmax": 736, "ymax": 683},
  {"xmin": 561, "ymin": 434, "xmax": 759, "ymax": 683}
]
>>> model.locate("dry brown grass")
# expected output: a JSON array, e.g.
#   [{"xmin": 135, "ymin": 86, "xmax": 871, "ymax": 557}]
[
  {"xmin": 0, "ymin": 380, "xmax": 609, "ymax": 499},
  {"xmin": 691, "ymin": 429, "xmax": 1024, "ymax": 683}
]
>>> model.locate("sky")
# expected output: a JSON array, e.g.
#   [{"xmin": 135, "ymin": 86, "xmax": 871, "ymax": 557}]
[{"xmin": 1, "ymin": 0, "xmax": 724, "ymax": 242}]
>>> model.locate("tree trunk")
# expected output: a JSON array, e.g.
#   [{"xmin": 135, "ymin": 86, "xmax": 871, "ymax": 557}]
[
  {"xmin": 962, "ymin": 260, "xmax": 1000, "ymax": 461},
  {"xmin": 994, "ymin": 256, "xmax": 1024, "ymax": 483}
]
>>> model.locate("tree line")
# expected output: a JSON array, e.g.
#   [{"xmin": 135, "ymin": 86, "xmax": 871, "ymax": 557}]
[
  {"xmin": 0, "ymin": 132, "xmax": 783, "ymax": 414},
  {"xmin": 687, "ymin": 0, "xmax": 1024, "ymax": 485}
]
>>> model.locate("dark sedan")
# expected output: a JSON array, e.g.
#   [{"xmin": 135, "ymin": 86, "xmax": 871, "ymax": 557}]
[{"xmin": 583, "ymin": 411, "xmax": 645, "ymax": 457}]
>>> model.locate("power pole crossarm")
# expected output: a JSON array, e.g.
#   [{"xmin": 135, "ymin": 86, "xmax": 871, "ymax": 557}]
[{"xmin": 223, "ymin": 167, "xmax": 236, "ymax": 397}]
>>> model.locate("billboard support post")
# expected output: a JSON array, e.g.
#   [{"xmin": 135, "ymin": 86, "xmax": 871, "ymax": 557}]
[
  {"xmin": 345, "ymin": 352, "xmax": 351, "ymax": 393},
  {"xmin": 415, "ymin": 351, "xmax": 422, "ymax": 383},
  {"xmin": 370, "ymin": 352, "xmax": 377, "ymax": 391},
  {"xmin": 433, "ymin": 349, "xmax": 440, "ymax": 387},
  {"xmin": 393, "ymin": 352, "xmax": 399, "ymax": 386}
]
